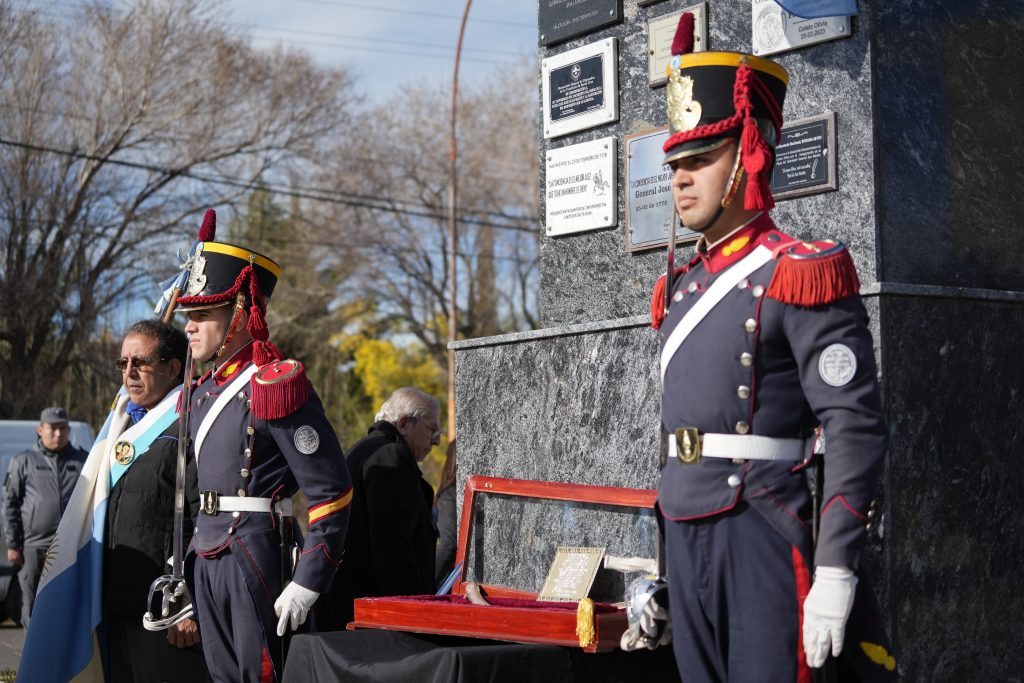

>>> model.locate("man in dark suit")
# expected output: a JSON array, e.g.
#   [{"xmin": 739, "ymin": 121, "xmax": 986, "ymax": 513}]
[
  {"xmin": 317, "ymin": 387, "xmax": 440, "ymax": 630},
  {"xmin": 105, "ymin": 319, "xmax": 209, "ymax": 682}
]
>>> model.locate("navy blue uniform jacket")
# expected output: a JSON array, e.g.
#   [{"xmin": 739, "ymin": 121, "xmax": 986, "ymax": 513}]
[
  {"xmin": 188, "ymin": 344, "xmax": 352, "ymax": 593},
  {"xmin": 657, "ymin": 213, "xmax": 887, "ymax": 571}
]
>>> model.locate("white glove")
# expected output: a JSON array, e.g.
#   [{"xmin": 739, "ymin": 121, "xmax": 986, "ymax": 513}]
[
  {"xmin": 274, "ymin": 581, "xmax": 319, "ymax": 637},
  {"xmin": 802, "ymin": 566, "xmax": 857, "ymax": 668}
]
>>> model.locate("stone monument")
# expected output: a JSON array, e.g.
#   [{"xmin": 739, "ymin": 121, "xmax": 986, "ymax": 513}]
[{"xmin": 452, "ymin": 1, "xmax": 1024, "ymax": 679}]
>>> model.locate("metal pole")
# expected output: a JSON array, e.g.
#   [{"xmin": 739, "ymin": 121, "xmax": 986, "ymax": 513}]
[{"xmin": 448, "ymin": 0, "xmax": 473, "ymax": 442}]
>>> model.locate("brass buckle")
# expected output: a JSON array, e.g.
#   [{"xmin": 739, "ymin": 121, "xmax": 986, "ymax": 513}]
[
  {"xmin": 675, "ymin": 428, "xmax": 702, "ymax": 465},
  {"xmin": 200, "ymin": 490, "xmax": 220, "ymax": 515}
]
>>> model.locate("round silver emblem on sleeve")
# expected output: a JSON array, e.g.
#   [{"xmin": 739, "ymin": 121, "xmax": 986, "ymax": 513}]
[
  {"xmin": 294, "ymin": 426, "xmax": 320, "ymax": 454},
  {"xmin": 818, "ymin": 344, "xmax": 857, "ymax": 387}
]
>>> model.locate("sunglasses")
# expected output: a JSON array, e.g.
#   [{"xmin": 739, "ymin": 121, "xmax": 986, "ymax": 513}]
[{"xmin": 113, "ymin": 355, "xmax": 167, "ymax": 371}]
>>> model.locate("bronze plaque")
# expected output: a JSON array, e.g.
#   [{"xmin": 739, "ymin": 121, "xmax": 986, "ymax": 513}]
[{"xmin": 537, "ymin": 546, "xmax": 606, "ymax": 602}]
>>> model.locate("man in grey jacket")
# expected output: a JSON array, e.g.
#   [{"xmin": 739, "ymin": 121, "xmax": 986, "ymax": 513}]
[{"xmin": 2, "ymin": 407, "xmax": 88, "ymax": 627}]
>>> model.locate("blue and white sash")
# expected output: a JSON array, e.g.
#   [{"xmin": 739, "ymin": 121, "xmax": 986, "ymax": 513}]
[{"xmin": 108, "ymin": 386, "xmax": 182, "ymax": 489}]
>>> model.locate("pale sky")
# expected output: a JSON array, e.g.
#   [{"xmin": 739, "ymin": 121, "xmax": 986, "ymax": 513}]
[{"xmin": 221, "ymin": 0, "xmax": 538, "ymax": 102}]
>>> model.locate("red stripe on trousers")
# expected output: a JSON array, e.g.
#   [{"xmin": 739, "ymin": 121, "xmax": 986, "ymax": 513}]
[
  {"xmin": 792, "ymin": 546, "xmax": 812, "ymax": 683},
  {"xmin": 261, "ymin": 645, "xmax": 274, "ymax": 683}
]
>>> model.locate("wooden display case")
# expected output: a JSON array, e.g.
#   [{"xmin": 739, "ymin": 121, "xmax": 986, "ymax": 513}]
[{"xmin": 349, "ymin": 475, "xmax": 658, "ymax": 653}]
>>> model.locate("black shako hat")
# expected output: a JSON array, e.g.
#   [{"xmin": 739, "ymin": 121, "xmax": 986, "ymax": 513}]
[
  {"xmin": 174, "ymin": 212, "xmax": 281, "ymax": 313},
  {"xmin": 662, "ymin": 52, "xmax": 789, "ymax": 165},
  {"xmin": 661, "ymin": 15, "xmax": 788, "ymax": 211}
]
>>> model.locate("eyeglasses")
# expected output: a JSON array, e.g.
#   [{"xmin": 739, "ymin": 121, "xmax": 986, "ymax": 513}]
[
  {"xmin": 422, "ymin": 422, "xmax": 442, "ymax": 440},
  {"xmin": 113, "ymin": 355, "xmax": 167, "ymax": 372}
]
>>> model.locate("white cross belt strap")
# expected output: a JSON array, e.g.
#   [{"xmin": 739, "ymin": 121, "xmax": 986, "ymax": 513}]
[
  {"xmin": 668, "ymin": 432, "xmax": 809, "ymax": 461},
  {"xmin": 199, "ymin": 491, "xmax": 293, "ymax": 516},
  {"xmin": 194, "ymin": 364, "xmax": 260, "ymax": 462},
  {"xmin": 660, "ymin": 245, "xmax": 774, "ymax": 381}
]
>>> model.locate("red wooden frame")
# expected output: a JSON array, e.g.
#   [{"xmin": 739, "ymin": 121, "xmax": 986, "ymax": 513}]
[
  {"xmin": 451, "ymin": 475, "xmax": 658, "ymax": 598},
  {"xmin": 348, "ymin": 475, "xmax": 658, "ymax": 652}
]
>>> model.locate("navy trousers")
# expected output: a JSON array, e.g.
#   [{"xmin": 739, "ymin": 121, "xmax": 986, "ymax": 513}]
[
  {"xmin": 664, "ymin": 503, "xmax": 813, "ymax": 683},
  {"xmin": 194, "ymin": 536, "xmax": 283, "ymax": 683}
]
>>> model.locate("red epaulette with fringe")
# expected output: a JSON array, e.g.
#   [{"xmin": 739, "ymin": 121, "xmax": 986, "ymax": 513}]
[
  {"xmin": 765, "ymin": 239, "xmax": 861, "ymax": 307},
  {"xmin": 650, "ymin": 265, "xmax": 691, "ymax": 330},
  {"xmin": 251, "ymin": 359, "xmax": 311, "ymax": 421}
]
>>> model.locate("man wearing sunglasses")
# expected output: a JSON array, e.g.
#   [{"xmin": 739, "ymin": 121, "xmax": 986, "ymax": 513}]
[
  {"xmin": 2, "ymin": 405, "xmax": 87, "ymax": 628},
  {"xmin": 103, "ymin": 319, "xmax": 210, "ymax": 682}
]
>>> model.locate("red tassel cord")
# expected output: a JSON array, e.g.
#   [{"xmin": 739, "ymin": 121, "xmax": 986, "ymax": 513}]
[{"xmin": 741, "ymin": 115, "xmax": 776, "ymax": 211}]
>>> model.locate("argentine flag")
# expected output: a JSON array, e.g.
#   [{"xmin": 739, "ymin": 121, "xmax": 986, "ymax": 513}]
[
  {"xmin": 17, "ymin": 387, "xmax": 180, "ymax": 682},
  {"xmin": 774, "ymin": 0, "xmax": 857, "ymax": 18}
]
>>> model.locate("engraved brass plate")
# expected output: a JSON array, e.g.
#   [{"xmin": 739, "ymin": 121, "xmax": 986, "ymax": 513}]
[{"xmin": 537, "ymin": 546, "xmax": 606, "ymax": 603}]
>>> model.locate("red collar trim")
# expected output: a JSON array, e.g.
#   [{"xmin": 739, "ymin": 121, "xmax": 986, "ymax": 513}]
[
  {"xmin": 699, "ymin": 213, "xmax": 780, "ymax": 273},
  {"xmin": 214, "ymin": 343, "xmax": 254, "ymax": 386}
]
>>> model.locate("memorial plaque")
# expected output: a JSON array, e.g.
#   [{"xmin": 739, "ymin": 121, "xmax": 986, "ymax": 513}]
[
  {"xmin": 624, "ymin": 127, "xmax": 698, "ymax": 253},
  {"xmin": 542, "ymin": 39, "xmax": 618, "ymax": 139},
  {"xmin": 770, "ymin": 111, "xmax": 837, "ymax": 200},
  {"xmin": 545, "ymin": 136, "xmax": 617, "ymax": 237},
  {"xmin": 751, "ymin": 0, "xmax": 850, "ymax": 57},
  {"xmin": 647, "ymin": 3, "xmax": 708, "ymax": 88},
  {"xmin": 537, "ymin": 547, "xmax": 606, "ymax": 602},
  {"xmin": 539, "ymin": 0, "xmax": 621, "ymax": 47}
]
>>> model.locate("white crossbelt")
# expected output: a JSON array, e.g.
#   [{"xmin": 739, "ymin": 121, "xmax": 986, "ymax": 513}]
[
  {"xmin": 200, "ymin": 493, "xmax": 293, "ymax": 515},
  {"xmin": 660, "ymin": 245, "xmax": 774, "ymax": 381},
  {"xmin": 668, "ymin": 432, "xmax": 809, "ymax": 461}
]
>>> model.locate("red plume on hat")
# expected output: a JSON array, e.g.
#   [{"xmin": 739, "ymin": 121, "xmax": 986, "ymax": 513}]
[
  {"xmin": 671, "ymin": 12, "xmax": 695, "ymax": 56},
  {"xmin": 197, "ymin": 209, "xmax": 216, "ymax": 242}
]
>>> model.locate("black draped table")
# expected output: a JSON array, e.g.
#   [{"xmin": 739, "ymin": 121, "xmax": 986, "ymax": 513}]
[{"xmin": 282, "ymin": 629, "xmax": 681, "ymax": 683}]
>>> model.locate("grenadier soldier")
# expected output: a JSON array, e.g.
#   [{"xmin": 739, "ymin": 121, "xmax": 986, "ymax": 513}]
[
  {"xmin": 174, "ymin": 210, "xmax": 352, "ymax": 683},
  {"xmin": 650, "ymin": 15, "xmax": 897, "ymax": 683}
]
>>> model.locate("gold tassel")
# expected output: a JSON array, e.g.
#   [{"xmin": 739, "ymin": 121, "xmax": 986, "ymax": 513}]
[{"xmin": 576, "ymin": 598, "xmax": 596, "ymax": 648}]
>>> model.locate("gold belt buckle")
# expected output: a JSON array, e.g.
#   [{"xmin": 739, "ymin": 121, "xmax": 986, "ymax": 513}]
[{"xmin": 675, "ymin": 427, "xmax": 702, "ymax": 465}]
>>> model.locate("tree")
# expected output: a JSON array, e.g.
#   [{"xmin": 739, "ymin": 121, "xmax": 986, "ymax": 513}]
[
  {"xmin": 317, "ymin": 62, "xmax": 540, "ymax": 369},
  {"xmin": 335, "ymin": 330, "xmax": 449, "ymax": 484},
  {"xmin": 0, "ymin": 0, "xmax": 359, "ymax": 419},
  {"xmin": 228, "ymin": 188, "xmax": 368, "ymax": 444}
]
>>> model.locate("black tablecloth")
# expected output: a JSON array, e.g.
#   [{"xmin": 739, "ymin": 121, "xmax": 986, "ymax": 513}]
[{"xmin": 282, "ymin": 629, "xmax": 681, "ymax": 683}]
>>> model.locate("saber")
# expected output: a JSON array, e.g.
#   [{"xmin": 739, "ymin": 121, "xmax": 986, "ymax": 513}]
[
  {"xmin": 279, "ymin": 509, "xmax": 296, "ymax": 666},
  {"xmin": 144, "ymin": 244, "xmax": 200, "ymax": 632},
  {"xmin": 171, "ymin": 344, "xmax": 195, "ymax": 580},
  {"xmin": 663, "ymin": 192, "xmax": 679, "ymax": 319},
  {"xmin": 142, "ymin": 340, "xmax": 196, "ymax": 631}
]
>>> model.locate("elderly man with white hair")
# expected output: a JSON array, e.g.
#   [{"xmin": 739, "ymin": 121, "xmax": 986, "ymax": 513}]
[{"xmin": 315, "ymin": 387, "xmax": 442, "ymax": 630}]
